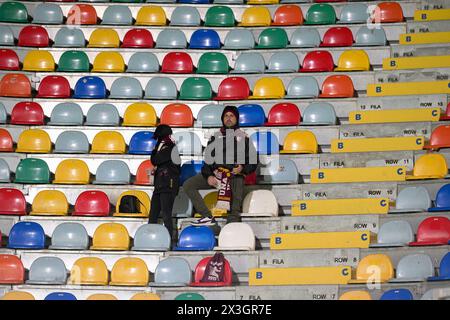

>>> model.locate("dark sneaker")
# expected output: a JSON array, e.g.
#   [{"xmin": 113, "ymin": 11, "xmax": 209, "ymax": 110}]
[{"xmin": 190, "ymin": 217, "xmax": 216, "ymax": 226}]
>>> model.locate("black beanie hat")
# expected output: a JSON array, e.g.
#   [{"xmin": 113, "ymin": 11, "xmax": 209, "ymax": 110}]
[
  {"xmin": 153, "ymin": 124, "xmax": 172, "ymax": 139},
  {"xmin": 221, "ymin": 105, "xmax": 239, "ymax": 128}
]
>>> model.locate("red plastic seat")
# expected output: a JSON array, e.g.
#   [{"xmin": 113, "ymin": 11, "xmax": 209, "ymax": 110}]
[
  {"xmin": 18, "ymin": 26, "xmax": 49, "ymax": 47},
  {"xmin": 160, "ymin": 103, "xmax": 194, "ymax": 127},
  {"xmin": 134, "ymin": 160, "xmax": 155, "ymax": 185},
  {"xmin": 0, "ymin": 188, "xmax": 26, "ymax": 216},
  {"xmin": 409, "ymin": 217, "xmax": 450, "ymax": 246},
  {"xmin": 215, "ymin": 77, "xmax": 250, "ymax": 101},
  {"xmin": 319, "ymin": 75, "xmax": 355, "ymax": 98},
  {"xmin": 0, "ymin": 255, "xmax": 25, "ymax": 284},
  {"xmin": 190, "ymin": 256, "xmax": 233, "ymax": 287},
  {"xmin": 0, "ymin": 129, "xmax": 14, "ymax": 152},
  {"xmin": 0, "ymin": 73, "xmax": 32, "ymax": 98},
  {"xmin": 67, "ymin": 4, "xmax": 98, "ymax": 25},
  {"xmin": 121, "ymin": 29, "xmax": 154, "ymax": 48},
  {"xmin": 320, "ymin": 27, "xmax": 354, "ymax": 47},
  {"xmin": 72, "ymin": 190, "xmax": 110, "ymax": 217},
  {"xmin": 374, "ymin": 2, "xmax": 404, "ymax": 23},
  {"xmin": 424, "ymin": 125, "xmax": 450, "ymax": 151},
  {"xmin": 11, "ymin": 102, "xmax": 44, "ymax": 125},
  {"xmin": 300, "ymin": 51, "xmax": 334, "ymax": 72},
  {"xmin": 37, "ymin": 76, "xmax": 71, "ymax": 98},
  {"xmin": 266, "ymin": 103, "xmax": 301, "ymax": 126},
  {"xmin": 0, "ymin": 49, "xmax": 20, "ymax": 71},
  {"xmin": 441, "ymin": 103, "xmax": 450, "ymax": 121},
  {"xmin": 244, "ymin": 171, "xmax": 256, "ymax": 185},
  {"xmin": 161, "ymin": 52, "xmax": 193, "ymax": 74}
]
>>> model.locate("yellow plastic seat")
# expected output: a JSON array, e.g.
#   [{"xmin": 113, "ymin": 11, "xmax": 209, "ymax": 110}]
[
  {"xmin": 16, "ymin": 129, "xmax": 52, "ymax": 153},
  {"xmin": 310, "ymin": 166, "xmax": 406, "ymax": 184},
  {"xmin": 23, "ymin": 50, "xmax": 55, "ymax": 72},
  {"xmin": 349, "ymin": 254, "xmax": 394, "ymax": 284},
  {"xmin": 349, "ymin": 108, "xmax": 440, "ymax": 124},
  {"xmin": 247, "ymin": 0, "xmax": 279, "ymax": 4},
  {"xmin": 92, "ymin": 51, "xmax": 125, "ymax": 73},
  {"xmin": 136, "ymin": 6, "xmax": 167, "ymax": 26},
  {"xmin": 335, "ymin": 50, "xmax": 370, "ymax": 71},
  {"xmin": 249, "ymin": 77, "xmax": 285, "ymax": 99},
  {"xmin": 292, "ymin": 198, "xmax": 389, "ymax": 216},
  {"xmin": 91, "ymin": 223, "xmax": 130, "ymax": 251},
  {"xmin": 383, "ymin": 55, "xmax": 450, "ymax": 70},
  {"xmin": 130, "ymin": 293, "xmax": 161, "ymax": 300},
  {"xmin": 1, "ymin": 291, "xmax": 35, "ymax": 300},
  {"xmin": 238, "ymin": 7, "xmax": 272, "ymax": 27},
  {"xmin": 331, "ymin": 136, "xmax": 425, "ymax": 153},
  {"xmin": 54, "ymin": 159, "xmax": 90, "ymax": 184},
  {"xmin": 114, "ymin": 191, "xmax": 150, "ymax": 218},
  {"xmin": 69, "ymin": 257, "xmax": 109, "ymax": 286},
  {"xmin": 86, "ymin": 294, "xmax": 117, "ymax": 300},
  {"xmin": 406, "ymin": 153, "xmax": 448, "ymax": 180},
  {"xmin": 339, "ymin": 291, "xmax": 372, "ymax": 300},
  {"xmin": 123, "ymin": 103, "xmax": 157, "ymax": 127},
  {"xmin": 367, "ymin": 81, "xmax": 450, "ymax": 96},
  {"xmin": 280, "ymin": 130, "xmax": 318, "ymax": 154},
  {"xmin": 30, "ymin": 190, "xmax": 69, "ymax": 216},
  {"xmin": 91, "ymin": 131, "xmax": 126, "ymax": 154},
  {"xmin": 110, "ymin": 258, "xmax": 149, "ymax": 286},
  {"xmin": 87, "ymin": 28, "xmax": 120, "ymax": 48},
  {"xmin": 193, "ymin": 191, "xmax": 227, "ymax": 218},
  {"xmin": 400, "ymin": 31, "xmax": 450, "ymax": 45}
]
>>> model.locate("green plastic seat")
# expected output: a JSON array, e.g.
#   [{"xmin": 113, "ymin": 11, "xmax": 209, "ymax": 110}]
[
  {"xmin": 256, "ymin": 28, "xmax": 288, "ymax": 49},
  {"xmin": 204, "ymin": 6, "xmax": 235, "ymax": 27},
  {"xmin": 57, "ymin": 51, "xmax": 90, "ymax": 72},
  {"xmin": 197, "ymin": 52, "xmax": 229, "ymax": 74},
  {"xmin": 304, "ymin": 4, "xmax": 336, "ymax": 25},
  {"xmin": 0, "ymin": 2, "xmax": 28, "ymax": 23},
  {"xmin": 174, "ymin": 293, "xmax": 205, "ymax": 300},
  {"xmin": 179, "ymin": 77, "xmax": 212, "ymax": 100},
  {"xmin": 14, "ymin": 158, "xmax": 50, "ymax": 184}
]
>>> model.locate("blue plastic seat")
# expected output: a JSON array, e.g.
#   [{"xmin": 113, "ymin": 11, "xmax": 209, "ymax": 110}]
[
  {"xmin": 174, "ymin": 226, "xmax": 215, "ymax": 251},
  {"xmin": 128, "ymin": 131, "xmax": 156, "ymax": 155},
  {"xmin": 180, "ymin": 160, "xmax": 204, "ymax": 185},
  {"xmin": 249, "ymin": 131, "xmax": 279, "ymax": 155},
  {"xmin": 238, "ymin": 104, "xmax": 266, "ymax": 127},
  {"xmin": 7, "ymin": 221, "xmax": 46, "ymax": 249},
  {"xmin": 380, "ymin": 289, "xmax": 413, "ymax": 300}
]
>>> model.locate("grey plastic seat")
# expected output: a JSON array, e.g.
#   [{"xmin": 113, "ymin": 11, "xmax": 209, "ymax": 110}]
[
  {"xmin": 26, "ymin": 257, "xmax": 68, "ymax": 285},
  {"xmin": 285, "ymin": 77, "xmax": 320, "ymax": 99},
  {"xmin": 49, "ymin": 222, "xmax": 89, "ymax": 250},
  {"xmin": 196, "ymin": 103, "xmax": 225, "ymax": 127},
  {"xmin": 259, "ymin": 159, "xmax": 298, "ymax": 184},
  {"xmin": 48, "ymin": 102, "xmax": 84, "ymax": 126},
  {"xmin": 370, "ymin": 220, "xmax": 414, "ymax": 248},
  {"xmin": 289, "ymin": 29, "xmax": 321, "ymax": 48},
  {"xmin": 231, "ymin": 53, "xmax": 265, "ymax": 74},
  {"xmin": 267, "ymin": 51, "xmax": 300, "ymax": 73},
  {"xmin": 144, "ymin": 77, "xmax": 177, "ymax": 99},
  {"xmin": 170, "ymin": 6, "xmax": 201, "ymax": 26},
  {"xmin": 127, "ymin": 52, "xmax": 160, "ymax": 73},
  {"xmin": 173, "ymin": 132, "xmax": 203, "ymax": 156},
  {"xmin": 338, "ymin": 3, "xmax": 370, "ymax": 24},
  {"xmin": 301, "ymin": 102, "xmax": 337, "ymax": 125},
  {"xmin": 55, "ymin": 131, "xmax": 90, "ymax": 154},
  {"xmin": 109, "ymin": 77, "xmax": 143, "ymax": 99},
  {"xmin": 0, "ymin": 102, "xmax": 7, "ymax": 123},
  {"xmin": 355, "ymin": 26, "xmax": 387, "ymax": 46},
  {"xmin": 390, "ymin": 254, "xmax": 434, "ymax": 283},
  {"xmin": 132, "ymin": 224, "xmax": 171, "ymax": 251},
  {"xmin": 215, "ymin": 0, "xmax": 244, "ymax": 3},
  {"xmin": 223, "ymin": 29, "xmax": 255, "ymax": 50},
  {"xmin": 102, "ymin": 5, "xmax": 133, "ymax": 25},
  {"xmin": 54, "ymin": 27, "xmax": 86, "ymax": 48},
  {"xmin": 390, "ymin": 186, "xmax": 431, "ymax": 213},
  {"xmin": 0, "ymin": 26, "xmax": 15, "ymax": 46},
  {"xmin": 172, "ymin": 190, "xmax": 193, "ymax": 217},
  {"xmin": 0, "ymin": 159, "xmax": 10, "ymax": 183},
  {"xmin": 421, "ymin": 288, "xmax": 450, "ymax": 300},
  {"xmin": 85, "ymin": 103, "xmax": 120, "ymax": 126},
  {"xmin": 93, "ymin": 160, "xmax": 131, "ymax": 185},
  {"xmin": 150, "ymin": 257, "xmax": 192, "ymax": 287},
  {"xmin": 32, "ymin": 3, "xmax": 64, "ymax": 25},
  {"xmin": 155, "ymin": 29, "xmax": 187, "ymax": 49}
]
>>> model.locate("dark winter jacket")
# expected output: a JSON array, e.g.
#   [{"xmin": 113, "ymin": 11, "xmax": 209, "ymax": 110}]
[{"xmin": 151, "ymin": 141, "xmax": 181, "ymax": 194}]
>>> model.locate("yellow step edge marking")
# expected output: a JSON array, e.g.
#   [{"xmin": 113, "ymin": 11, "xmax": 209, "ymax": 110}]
[
  {"xmin": 249, "ymin": 266, "xmax": 351, "ymax": 286},
  {"xmin": 310, "ymin": 166, "xmax": 406, "ymax": 184},
  {"xmin": 414, "ymin": 9, "xmax": 450, "ymax": 21},
  {"xmin": 270, "ymin": 231, "xmax": 374, "ymax": 250},
  {"xmin": 292, "ymin": 198, "xmax": 389, "ymax": 216},
  {"xmin": 349, "ymin": 108, "xmax": 440, "ymax": 124},
  {"xmin": 383, "ymin": 55, "xmax": 450, "ymax": 70},
  {"xmin": 331, "ymin": 136, "xmax": 425, "ymax": 153},
  {"xmin": 367, "ymin": 81, "xmax": 450, "ymax": 96},
  {"xmin": 399, "ymin": 31, "xmax": 450, "ymax": 44}
]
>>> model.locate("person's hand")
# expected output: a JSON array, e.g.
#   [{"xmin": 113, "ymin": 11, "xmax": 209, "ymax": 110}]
[
  {"xmin": 232, "ymin": 165, "xmax": 243, "ymax": 175},
  {"xmin": 207, "ymin": 176, "xmax": 219, "ymax": 187}
]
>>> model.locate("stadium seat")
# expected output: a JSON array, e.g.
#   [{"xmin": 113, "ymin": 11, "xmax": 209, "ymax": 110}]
[
  {"xmin": 424, "ymin": 125, "xmax": 450, "ymax": 150},
  {"xmin": 281, "ymin": 130, "xmax": 318, "ymax": 154},
  {"xmin": 91, "ymin": 131, "xmax": 126, "ymax": 154},
  {"xmin": 428, "ymin": 252, "xmax": 450, "ymax": 281},
  {"xmin": 174, "ymin": 132, "xmax": 203, "ymax": 156},
  {"xmin": 197, "ymin": 104, "xmax": 225, "ymax": 127},
  {"xmin": 110, "ymin": 257, "xmax": 149, "ymax": 286},
  {"xmin": 18, "ymin": 26, "xmax": 49, "ymax": 47},
  {"xmin": 266, "ymin": 51, "xmax": 300, "ymax": 73},
  {"xmin": 0, "ymin": 49, "xmax": 19, "ymax": 70},
  {"xmin": 250, "ymin": 131, "xmax": 279, "ymax": 155},
  {"xmin": 0, "ymin": 102, "xmax": 6, "ymax": 123},
  {"xmin": 175, "ymin": 293, "xmax": 205, "ymax": 300},
  {"xmin": 1, "ymin": 291, "xmax": 35, "ymax": 300},
  {"xmin": 172, "ymin": 190, "xmax": 194, "ymax": 218},
  {"xmin": 26, "ymin": 257, "xmax": 67, "ymax": 285},
  {"xmin": 85, "ymin": 103, "xmax": 120, "ymax": 126},
  {"xmin": 0, "ymin": 26, "xmax": 15, "ymax": 46},
  {"xmin": 44, "ymin": 292, "xmax": 77, "ymax": 301},
  {"xmin": 92, "ymin": 52, "xmax": 125, "ymax": 73},
  {"xmin": 128, "ymin": 131, "xmax": 156, "ymax": 155},
  {"xmin": 197, "ymin": 52, "xmax": 229, "ymax": 74},
  {"xmin": 72, "ymin": 191, "xmax": 110, "ymax": 217},
  {"xmin": 231, "ymin": 52, "xmax": 265, "ymax": 74},
  {"xmin": 300, "ymin": 51, "xmax": 334, "ymax": 72},
  {"xmin": 102, "ymin": 5, "xmax": 133, "ymax": 25},
  {"xmin": 170, "ymin": 6, "xmax": 201, "ymax": 26},
  {"xmin": 241, "ymin": 190, "xmax": 278, "ymax": 217},
  {"xmin": 223, "ymin": 29, "xmax": 255, "ymax": 50},
  {"xmin": 91, "ymin": 223, "xmax": 130, "ymax": 251},
  {"xmin": 238, "ymin": 104, "xmax": 265, "ymax": 127},
  {"xmin": 160, "ymin": 103, "xmax": 194, "ymax": 127},
  {"xmin": 215, "ymin": 222, "xmax": 255, "ymax": 251},
  {"xmin": 67, "ymin": 4, "xmax": 98, "ymax": 25},
  {"xmin": 87, "ymin": 294, "xmax": 117, "ymax": 300},
  {"xmin": 409, "ymin": 217, "xmax": 450, "ymax": 246},
  {"xmin": 374, "ymin": 2, "xmax": 404, "ymax": 23},
  {"xmin": 370, "ymin": 220, "xmax": 414, "ymax": 248},
  {"xmin": 49, "ymin": 223, "xmax": 89, "ymax": 250},
  {"xmin": 259, "ymin": 159, "xmax": 299, "ymax": 185},
  {"xmin": 93, "ymin": 160, "xmax": 131, "ymax": 185},
  {"xmin": 339, "ymin": 291, "xmax": 372, "ymax": 300},
  {"xmin": 204, "ymin": 6, "xmax": 235, "ymax": 27},
  {"xmin": 349, "ymin": 254, "xmax": 394, "ymax": 284},
  {"xmin": 69, "ymin": 257, "xmax": 109, "ymax": 285},
  {"xmin": 390, "ymin": 254, "xmax": 434, "ymax": 282},
  {"xmin": 355, "ymin": 26, "xmax": 387, "ymax": 46},
  {"xmin": 136, "ymin": 6, "xmax": 167, "ymax": 26},
  {"xmin": 161, "ymin": 52, "xmax": 193, "ymax": 74},
  {"xmin": 319, "ymin": 75, "xmax": 355, "ymax": 98},
  {"xmin": 191, "ymin": 256, "xmax": 232, "ymax": 287},
  {"xmin": 338, "ymin": 3, "xmax": 369, "ymax": 24},
  {"xmin": 272, "ymin": 5, "xmax": 303, "ymax": 26},
  {"xmin": 37, "ymin": 76, "xmax": 71, "ymax": 98},
  {"xmin": 189, "ymin": 29, "xmax": 221, "ymax": 49},
  {"xmin": 30, "ymin": 190, "xmax": 69, "ymax": 216},
  {"xmin": 114, "ymin": 190, "xmax": 150, "ymax": 218},
  {"xmin": 301, "ymin": 102, "xmax": 337, "ymax": 125},
  {"xmin": 239, "ymin": 7, "xmax": 271, "ymax": 27},
  {"xmin": 380, "ymin": 289, "xmax": 414, "ymax": 300},
  {"xmin": 391, "ymin": 186, "xmax": 431, "ymax": 213},
  {"xmin": 145, "ymin": 77, "xmax": 178, "ymax": 99},
  {"xmin": 335, "ymin": 50, "xmax": 370, "ymax": 71},
  {"xmin": 132, "ymin": 224, "xmax": 171, "ymax": 251},
  {"xmin": 0, "ymin": 188, "xmax": 26, "ymax": 216},
  {"xmin": 130, "ymin": 293, "xmax": 161, "ymax": 300},
  {"xmin": 54, "ymin": 27, "xmax": 85, "ymax": 48},
  {"xmin": 110, "ymin": 77, "xmax": 143, "ymax": 99},
  {"xmin": 14, "ymin": 158, "xmax": 50, "ymax": 184},
  {"xmin": 8, "ymin": 222, "xmax": 46, "ymax": 250},
  {"xmin": 54, "ymin": 159, "xmax": 90, "ymax": 184},
  {"xmin": 150, "ymin": 257, "xmax": 192, "ymax": 286},
  {"xmin": 88, "ymin": 28, "xmax": 120, "ymax": 48},
  {"xmin": 250, "ymin": 77, "xmax": 285, "ymax": 99},
  {"xmin": 11, "ymin": 102, "xmax": 44, "ymax": 125},
  {"xmin": 289, "ymin": 29, "xmax": 321, "ymax": 48},
  {"xmin": 429, "ymin": 184, "xmax": 450, "ymax": 212},
  {"xmin": 256, "ymin": 28, "xmax": 288, "ymax": 49},
  {"xmin": 285, "ymin": 77, "xmax": 319, "ymax": 99},
  {"xmin": 123, "ymin": 103, "xmax": 157, "ymax": 127},
  {"xmin": 122, "ymin": 29, "xmax": 154, "ymax": 48},
  {"xmin": 73, "ymin": 76, "xmax": 107, "ymax": 99},
  {"xmin": 266, "ymin": 103, "xmax": 300, "ymax": 126},
  {"xmin": 406, "ymin": 153, "xmax": 448, "ymax": 180},
  {"xmin": 134, "ymin": 160, "xmax": 155, "ymax": 186},
  {"xmin": 55, "ymin": 131, "xmax": 90, "ymax": 154},
  {"xmin": 304, "ymin": 4, "xmax": 336, "ymax": 25},
  {"xmin": 127, "ymin": 52, "xmax": 159, "ymax": 73},
  {"xmin": 33, "ymin": 3, "xmax": 63, "ymax": 25},
  {"xmin": 57, "ymin": 51, "xmax": 90, "ymax": 72},
  {"xmin": 155, "ymin": 29, "xmax": 187, "ymax": 49},
  {"xmin": 215, "ymin": 77, "xmax": 250, "ymax": 101},
  {"xmin": 0, "ymin": 255, "xmax": 25, "ymax": 284},
  {"xmin": 0, "ymin": 159, "xmax": 10, "ymax": 182},
  {"xmin": 179, "ymin": 77, "xmax": 212, "ymax": 100},
  {"xmin": 174, "ymin": 226, "xmax": 215, "ymax": 251},
  {"xmin": 0, "ymin": 1, "xmax": 28, "ymax": 23},
  {"xmin": 293, "ymin": 198, "xmax": 389, "ymax": 216},
  {"xmin": 16, "ymin": 129, "xmax": 51, "ymax": 154},
  {"xmin": 0, "ymin": 74, "xmax": 31, "ymax": 98},
  {"xmin": 321, "ymin": 27, "xmax": 353, "ymax": 47}
]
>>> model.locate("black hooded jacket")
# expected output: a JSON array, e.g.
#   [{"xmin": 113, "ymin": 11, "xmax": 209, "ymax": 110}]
[{"xmin": 201, "ymin": 106, "xmax": 258, "ymax": 178}]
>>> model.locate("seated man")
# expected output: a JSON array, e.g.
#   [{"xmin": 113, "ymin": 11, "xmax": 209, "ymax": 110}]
[{"xmin": 185, "ymin": 106, "xmax": 258, "ymax": 225}]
